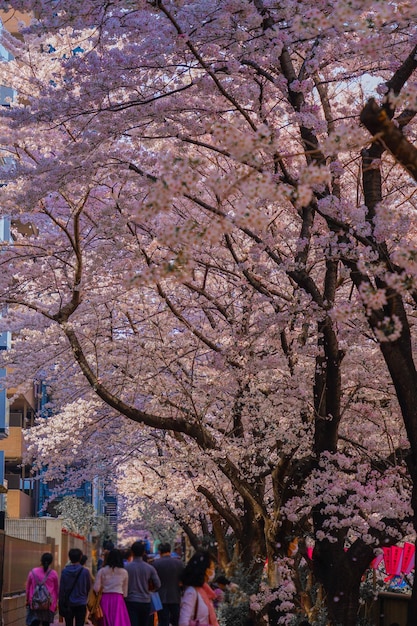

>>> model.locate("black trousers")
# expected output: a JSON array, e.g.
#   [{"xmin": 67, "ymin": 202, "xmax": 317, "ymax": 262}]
[
  {"xmin": 64, "ymin": 604, "xmax": 87, "ymax": 626},
  {"xmin": 125, "ymin": 600, "xmax": 152, "ymax": 626},
  {"xmin": 158, "ymin": 603, "xmax": 180, "ymax": 626}
]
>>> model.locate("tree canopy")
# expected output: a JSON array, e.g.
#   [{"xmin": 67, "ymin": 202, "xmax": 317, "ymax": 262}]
[{"xmin": 0, "ymin": 1, "xmax": 417, "ymax": 624}]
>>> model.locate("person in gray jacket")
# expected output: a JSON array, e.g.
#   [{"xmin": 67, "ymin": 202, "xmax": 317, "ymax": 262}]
[
  {"xmin": 153, "ymin": 543, "xmax": 184, "ymax": 626},
  {"xmin": 125, "ymin": 541, "xmax": 161, "ymax": 626}
]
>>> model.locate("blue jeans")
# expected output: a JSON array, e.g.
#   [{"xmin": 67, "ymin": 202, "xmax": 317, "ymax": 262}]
[{"xmin": 125, "ymin": 600, "xmax": 151, "ymax": 626}]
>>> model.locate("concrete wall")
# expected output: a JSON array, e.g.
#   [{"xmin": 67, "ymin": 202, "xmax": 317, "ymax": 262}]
[
  {"xmin": 6, "ymin": 518, "xmax": 63, "ymax": 544},
  {"xmin": 0, "ymin": 521, "xmax": 91, "ymax": 626},
  {"xmin": 3, "ymin": 593, "xmax": 26, "ymax": 626},
  {"xmin": 3, "ymin": 535, "xmax": 54, "ymax": 595},
  {"xmin": 4, "ymin": 518, "xmax": 89, "ymax": 573}
]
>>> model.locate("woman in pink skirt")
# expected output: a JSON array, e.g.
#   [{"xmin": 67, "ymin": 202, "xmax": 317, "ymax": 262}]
[{"xmin": 94, "ymin": 549, "xmax": 130, "ymax": 626}]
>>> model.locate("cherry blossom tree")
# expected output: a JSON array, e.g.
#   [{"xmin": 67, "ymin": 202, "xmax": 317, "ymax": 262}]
[
  {"xmin": 0, "ymin": 1, "xmax": 416, "ymax": 624},
  {"xmin": 55, "ymin": 495, "xmax": 102, "ymax": 537}
]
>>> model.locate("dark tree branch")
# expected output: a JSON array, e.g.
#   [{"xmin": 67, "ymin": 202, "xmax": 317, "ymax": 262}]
[{"xmin": 360, "ymin": 98, "xmax": 417, "ymax": 182}]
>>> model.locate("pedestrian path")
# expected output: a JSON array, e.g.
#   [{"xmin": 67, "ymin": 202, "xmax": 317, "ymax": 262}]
[{"xmin": 52, "ymin": 618, "xmax": 94, "ymax": 625}]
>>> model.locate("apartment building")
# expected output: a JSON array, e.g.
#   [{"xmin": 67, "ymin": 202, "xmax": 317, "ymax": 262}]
[{"xmin": 0, "ymin": 12, "xmax": 118, "ymax": 536}]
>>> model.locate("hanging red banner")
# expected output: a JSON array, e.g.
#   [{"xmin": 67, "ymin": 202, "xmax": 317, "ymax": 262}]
[
  {"xmin": 391, "ymin": 545, "xmax": 403, "ymax": 576},
  {"xmin": 383, "ymin": 546, "xmax": 394, "ymax": 575},
  {"xmin": 402, "ymin": 542, "xmax": 415, "ymax": 575}
]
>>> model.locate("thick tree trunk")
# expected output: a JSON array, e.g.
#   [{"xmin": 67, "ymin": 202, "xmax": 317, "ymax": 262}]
[
  {"xmin": 210, "ymin": 512, "xmax": 230, "ymax": 571},
  {"xmin": 322, "ymin": 575, "xmax": 361, "ymax": 626},
  {"xmin": 377, "ymin": 333, "xmax": 417, "ymax": 626},
  {"xmin": 313, "ymin": 539, "xmax": 374, "ymax": 626},
  {"xmin": 237, "ymin": 505, "xmax": 266, "ymax": 572},
  {"xmin": 359, "ymin": 108, "xmax": 417, "ymax": 626}
]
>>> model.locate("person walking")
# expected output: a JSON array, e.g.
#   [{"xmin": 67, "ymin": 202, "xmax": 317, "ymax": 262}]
[
  {"xmin": 80, "ymin": 555, "xmax": 94, "ymax": 624},
  {"xmin": 26, "ymin": 552, "xmax": 59, "ymax": 626},
  {"xmin": 93, "ymin": 548, "xmax": 130, "ymax": 626},
  {"xmin": 143, "ymin": 535, "xmax": 152, "ymax": 555},
  {"xmin": 179, "ymin": 551, "xmax": 219, "ymax": 626},
  {"xmin": 59, "ymin": 548, "xmax": 91, "ymax": 626},
  {"xmin": 152, "ymin": 542, "xmax": 184, "ymax": 626},
  {"xmin": 80, "ymin": 555, "xmax": 93, "ymax": 578},
  {"xmin": 125, "ymin": 541, "xmax": 161, "ymax": 626}
]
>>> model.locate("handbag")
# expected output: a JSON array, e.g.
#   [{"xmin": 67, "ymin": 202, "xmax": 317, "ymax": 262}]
[
  {"xmin": 87, "ymin": 587, "xmax": 104, "ymax": 626},
  {"xmin": 90, "ymin": 604, "xmax": 104, "ymax": 626},
  {"xmin": 150, "ymin": 591, "xmax": 162, "ymax": 612},
  {"xmin": 188, "ymin": 589, "xmax": 209, "ymax": 626}
]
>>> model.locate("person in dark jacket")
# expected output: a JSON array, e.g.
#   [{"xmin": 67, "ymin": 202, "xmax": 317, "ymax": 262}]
[
  {"xmin": 59, "ymin": 549, "xmax": 91, "ymax": 626},
  {"xmin": 152, "ymin": 543, "xmax": 184, "ymax": 626}
]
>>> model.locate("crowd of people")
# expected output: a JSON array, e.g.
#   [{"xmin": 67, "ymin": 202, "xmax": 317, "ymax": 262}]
[{"xmin": 25, "ymin": 541, "xmax": 241, "ymax": 626}]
